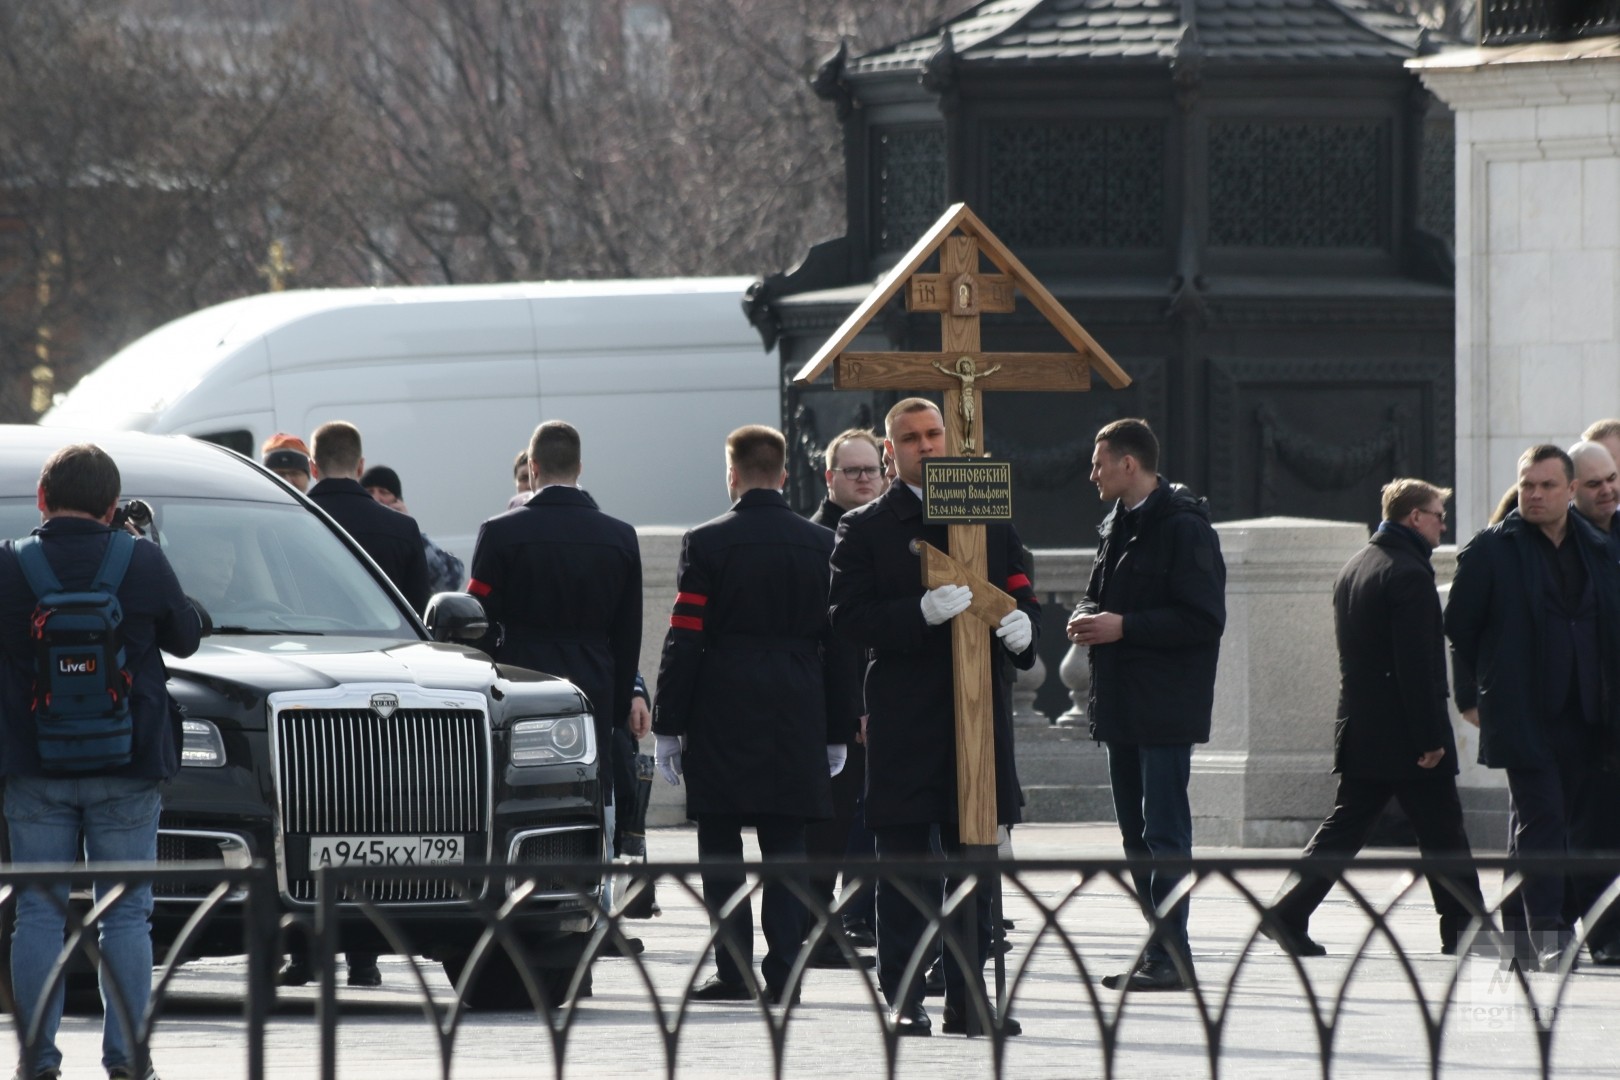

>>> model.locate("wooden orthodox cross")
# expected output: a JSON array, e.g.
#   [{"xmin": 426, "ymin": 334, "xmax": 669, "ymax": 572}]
[{"xmin": 793, "ymin": 204, "xmax": 1130, "ymax": 845}]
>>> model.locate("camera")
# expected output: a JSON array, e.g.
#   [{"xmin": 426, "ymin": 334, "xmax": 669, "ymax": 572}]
[{"xmin": 111, "ymin": 498, "xmax": 153, "ymax": 534}]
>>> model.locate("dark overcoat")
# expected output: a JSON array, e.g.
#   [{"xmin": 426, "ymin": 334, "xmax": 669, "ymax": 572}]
[
  {"xmin": 1332, "ymin": 525, "xmax": 1458, "ymax": 779},
  {"xmin": 1075, "ymin": 478, "xmax": 1226, "ymax": 746},
  {"xmin": 309, "ymin": 477, "xmax": 431, "ymax": 613},
  {"xmin": 468, "ymin": 485, "xmax": 642, "ymax": 785},
  {"xmin": 827, "ymin": 482, "xmax": 1038, "ymax": 830},
  {"xmin": 1444, "ymin": 509, "xmax": 1620, "ymax": 770},
  {"xmin": 652, "ymin": 488, "xmax": 856, "ymax": 821}
]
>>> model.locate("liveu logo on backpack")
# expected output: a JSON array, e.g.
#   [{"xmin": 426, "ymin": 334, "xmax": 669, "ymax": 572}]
[{"xmin": 15, "ymin": 531, "xmax": 136, "ymax": 773}]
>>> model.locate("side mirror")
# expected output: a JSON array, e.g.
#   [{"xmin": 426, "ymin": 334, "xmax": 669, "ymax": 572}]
[{"xmin": 424, "ymin": 592, "xmax": 489, "ymax": 644}]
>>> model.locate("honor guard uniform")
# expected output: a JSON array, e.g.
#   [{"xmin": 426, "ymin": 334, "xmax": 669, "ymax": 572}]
[
  {"xmin": 653, "ymin": 425, "xmax": 859, "ymax": 1004},
  {"xmin": 468, "ymin": 422, "xmax": 643, "ymax": 806}
]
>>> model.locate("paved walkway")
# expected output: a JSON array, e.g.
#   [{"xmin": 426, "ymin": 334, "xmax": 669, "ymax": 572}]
[{"xmin": 32, "ymin": 824, "xmax": 1620, "ymax": 1078}]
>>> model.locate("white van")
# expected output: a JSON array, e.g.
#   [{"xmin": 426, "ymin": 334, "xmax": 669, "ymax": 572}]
[{"xmin": 41, "ymin": 277, "xmax": 775, "ymax": 561}]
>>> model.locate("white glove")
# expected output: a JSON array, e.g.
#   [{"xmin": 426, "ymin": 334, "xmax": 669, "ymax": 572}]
[
  {"xmin": 921, "ymin": 584, "xmax": 973, "ymax": 626},
  {"xmin": 655, "ymin": 734, "xmax": 684, "ymax": 786},
  {"xmin": 827, "ymin": 744, "xmax": 848, "ymax": 777},
  {"xmin": 996, "ymin": 608, "xmax": 1033, "ymax": 654}
]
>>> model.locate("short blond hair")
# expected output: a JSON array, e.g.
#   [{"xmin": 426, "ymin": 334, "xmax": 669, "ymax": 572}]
[
  {"xmin": 884, "ymin": 397, "xmax": 941, "ymax": 439},
  {"xmin": 726, "ymin": 424, "xmax": 786, "ymax": 483},
  {"xmin": 1583, "ymin": 418, "xmax": 1620, "ymax": 443},
  {"xmin": 825, "ymin": 428, "xmax": 882, "ymax": 470},
  {"xmin": 1381, "ymin": 478, "xmax": 1451, "ymax": 523}
]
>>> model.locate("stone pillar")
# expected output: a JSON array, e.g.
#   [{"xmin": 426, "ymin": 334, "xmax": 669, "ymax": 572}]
[
  {"xmin": 1192, "ymin": 518, "xmax": 1368, "ymax": 848},
  {"xmin": 1411, "ymin": 47, "xmax": 1620, "ymax": 539},
  {"xmin": 1011, "ymin": 652, "xmax": 1047, "ymax": 726},
  {"xmin": 1057, "ymin": 642, "xmax": 1088, "ymax": 726}
]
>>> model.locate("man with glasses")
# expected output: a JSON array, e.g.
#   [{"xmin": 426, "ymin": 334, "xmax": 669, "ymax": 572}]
[
  {"xmin": 806, "ymin": 429, "xmax": 885, "ymax": 966},
  {"xmin": 1265, "ymin": 479, "xmax": 1488, "ymax": 958},
  {"xmin": 811, "ymin": 429, "xmax": 886, "ymax": 532}
]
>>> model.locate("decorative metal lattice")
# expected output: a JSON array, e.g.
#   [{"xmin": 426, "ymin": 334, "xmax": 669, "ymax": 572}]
[
  {"xmin": 1419, "ymin": 115, "xmax": 1455, "ymax": 245},
  {"xmin": 1208, "ymin": 121, "xmax": 1387, "ymax": 248},
  {"xmin": 986, "ymin": 122, "xmax": 1165, "ymax": 249},
  {"xmin": 874, "ymin": 127, "xmax": 946, "ymax": 253}
]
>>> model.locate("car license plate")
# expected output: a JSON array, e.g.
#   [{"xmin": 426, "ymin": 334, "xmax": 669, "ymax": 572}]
[{"xmin": 309, "ymin": 835, "xmax": 464, "ymax": 868}]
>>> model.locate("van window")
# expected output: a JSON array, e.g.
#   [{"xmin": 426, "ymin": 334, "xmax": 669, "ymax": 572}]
[{"xmin": 194, "ymin": 430, "xmax": 254, "ymax": 457}]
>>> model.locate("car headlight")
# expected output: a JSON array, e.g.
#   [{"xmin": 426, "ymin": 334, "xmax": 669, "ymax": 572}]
[
  {"xmin": 510, "ymin": 714, "xmax": 595, "ymax": 767},
  {"xmin": 181, "ymin": 719, "xmax": 227, "ymax": 768}
]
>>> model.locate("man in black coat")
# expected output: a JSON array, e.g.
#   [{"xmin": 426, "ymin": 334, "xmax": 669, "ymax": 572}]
[
  {"xmin": 1069, "ymin": 418, "xmax": 1225, "ymax": 993},
  {"xmin": 308, "ymin": 421, "xmax": 431, "ymax": 613},
  {"xmin": 653, "ymin": 425, "xmax": 856, "ymax": 1004},
  {"xmin": 829, "ymin": 398, "xmax": 1040, "ymax": 1037},
  {"xmin": 805, "ymin": 427, "xmax": 886, "ymax": 961},
  {"xmin": 1265, "ymin": 480, "xmax": 1487, "ymax": 957},
  {"xmin": 1445, "ymin": 443, "xmax": 1620, "ymax": 970},
  {"xmin": 469, "ymin": 421, "xmax": 644, "ymax": 810}
]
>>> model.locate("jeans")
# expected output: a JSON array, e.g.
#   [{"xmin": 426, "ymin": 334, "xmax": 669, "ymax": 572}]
[
  {"xmin": 1106, "ymin": 741, "xmax": 1194, "ymax": 965},
  {"xmin": 6, "ymin": 775, "xmax": 162, "ymax": 1074}
]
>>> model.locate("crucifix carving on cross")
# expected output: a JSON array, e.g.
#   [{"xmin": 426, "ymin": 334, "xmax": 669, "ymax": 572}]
[{"xmin": 795, "ymin": 204, "xmax": 1131, "ymax": 846}]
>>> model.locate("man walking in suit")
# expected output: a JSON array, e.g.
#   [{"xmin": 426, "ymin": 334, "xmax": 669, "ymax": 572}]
[
  {"xmin": 653, "ymin": 425, "xmax": 856, "ymax": 1004},
  {"xmin": 1446, "ymin": 444, "xmax": 1620, "ymax": 970},
  {"xmin": 829, "ymin": 398, "xmax": 1039, "ymax": 1037},
  {"xmin": 1265, "ymin": 479, "xmax": 1488, "ymax": 957}
]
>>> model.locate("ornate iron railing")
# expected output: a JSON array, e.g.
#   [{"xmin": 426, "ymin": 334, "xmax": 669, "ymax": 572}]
[
  {"xmin": 1482, "ymin": 0, "xmax": 1620, "ymax": 45},
  {"xmin": 4, "ymin": 854, "xmax": 1619, "ymax": 1079}
]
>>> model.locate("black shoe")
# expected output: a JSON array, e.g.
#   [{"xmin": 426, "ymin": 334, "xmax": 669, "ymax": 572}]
[
  {"xmin": 107, "ymin": 1068, "xmax": 159, "ymax": 1080},
  {"xmin": 608, "ymin": 936, "xmax": 646, "ymax": 958},
  {"xmin": 12, "ymin": 1069, "xmax": 62, "ymax": 1080},
  {"xmin": 1100, "ymin": 952, "xmax": 1196, "ymax": 992},
  {"xmin": 690, "ymin": 976, "xmax": 753, "ymax": 1002},
  {"xmin": 346, "ymin": 959, "xmax": 382, "ymax": 987},
  {"xmin": 890, "ymin": 1000, "xmax": 931, "ymax": 1037},
  {"xmin": 762, "ymin": 983, "xmax": 801, "ymax": 1006},
  {"xmin": 277, "ymin": 956, "xmax": 313, "ymax": 987},
  {"xmin": 923, "ymin": 957, "xmax": 945, "ymax": 997},
  {"xmin": 1001, "ymin": 918, "xmax": 1015, "ymax": 931},
  {"xmin": 1261, "ymin": 918, "xmax": 1327, "ymax": 958},
  {"xmin": 1591, "ymin": 941, "xmax": 1620, "ymax": 966},
  {"xmin": 941, "ymin": 1004, "xmax": 1022, "ymax": 1037},
  {"xmin": 841, "ymin": 922, "xmax": 877, "ymax": 949},
  {"xmin": 808, "ymin": 939, "xmax": 876, "ymax": 969}
]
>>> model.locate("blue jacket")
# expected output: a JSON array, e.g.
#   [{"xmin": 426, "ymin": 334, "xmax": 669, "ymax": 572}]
[{"xmin": 0, "ymin": 518, "xmax": 203, "ymax": 779}]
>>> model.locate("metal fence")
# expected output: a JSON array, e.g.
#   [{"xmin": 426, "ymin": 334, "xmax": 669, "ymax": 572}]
[{"xmin": 3, "ymin": 853, "xmax": 1618, "ymax": 1079}]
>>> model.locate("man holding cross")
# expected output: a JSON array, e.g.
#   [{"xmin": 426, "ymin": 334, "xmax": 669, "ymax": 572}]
[{"xmin": 828, "ymin": 397, "xmax": 1039, "ymax": 1037}]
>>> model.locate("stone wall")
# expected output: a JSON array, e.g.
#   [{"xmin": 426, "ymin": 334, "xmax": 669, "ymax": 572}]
[{"xmin": 1413, "ymin": 45, "xmax": 1620, "ymax": 539}]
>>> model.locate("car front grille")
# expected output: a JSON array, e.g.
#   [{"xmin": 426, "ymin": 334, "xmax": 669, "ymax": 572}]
[{"xmin": 275, "ymin": 706, "xmax": 489, "ymax": 902}]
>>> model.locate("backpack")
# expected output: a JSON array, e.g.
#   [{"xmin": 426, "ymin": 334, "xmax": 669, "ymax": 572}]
[{"xmin": 14, "ymin": 531, "xmax": 136, "ymax": 774}]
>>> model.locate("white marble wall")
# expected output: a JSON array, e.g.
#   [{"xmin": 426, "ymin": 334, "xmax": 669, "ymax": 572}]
[{"xmin": 1414, "ymin": 45, "xmax": 1620, "ymax": 537}]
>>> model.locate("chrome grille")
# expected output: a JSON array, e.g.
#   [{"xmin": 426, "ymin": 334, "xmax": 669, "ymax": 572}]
[{"xmin": 276, "ymin": 706, "xmax": 488, "ymax": 902}]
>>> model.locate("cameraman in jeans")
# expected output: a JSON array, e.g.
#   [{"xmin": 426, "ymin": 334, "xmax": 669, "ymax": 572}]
[{"xmin": 0, "ymin": 444, "xmax": 202, "ymax": 1080}]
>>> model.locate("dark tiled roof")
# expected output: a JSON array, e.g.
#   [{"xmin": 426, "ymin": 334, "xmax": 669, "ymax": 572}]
[{"xmin": 849, "ymin": 0, "xmax": 1427, "ymax": 73}]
